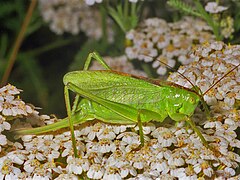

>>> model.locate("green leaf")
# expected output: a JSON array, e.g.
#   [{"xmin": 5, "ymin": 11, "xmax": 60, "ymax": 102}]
[
  {"xmin": 167, "ymin": 0, "xmax": 201, "ymax": 17},
  {"xmin": 108, "ymin": 6, "xmax": 127, "ymax": 32},
  {"xmin": 108, "ymin": 1, "xmax": 141, "ymax": 33}
]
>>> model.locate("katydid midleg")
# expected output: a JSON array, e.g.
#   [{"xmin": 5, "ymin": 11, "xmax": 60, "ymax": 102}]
[{"xmin": 14, "ymin": 52, "xmax": 239, "ymax": 158}]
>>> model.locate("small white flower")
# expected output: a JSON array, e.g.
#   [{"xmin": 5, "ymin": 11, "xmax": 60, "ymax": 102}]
[
  {"xmin": 0, "ymin": 134, "xmax": 7, "ymax": 146},
  {"xmin": 7, "ymin": 151, "xmax": 26, "ymax": 165},
  {"xmin": 98, "ymin": 139, "xmax": 116, "ymax": 153},
  {"xmin": 0, "ymin": 157, "xmax": 21, "ymax": 179},
  {"xmin": 66, "ymin": 156, "xmax": 85, "ymax": 175},
  {"xmin": 55, "ymin": 174, "xmax": 79, "ymax": 180},
  {"xmin": 103, "ymin": 166, "xmax": 121, "ymax": 180},
  {"xmin": 119, "ymin": 164, "xmax": 137, "ymax": 178},
  {"xmin": 97, "ymin": 127, "xmax": 116, "ymax": 140},
  {"xmin": 87, "ymin": 122, "xmax": 104, "ymax": 140},
  {"xmin": 87, "ymin": 164, "xmax": 104, "ymax": 179},
  {"xmin": 117, "ymin": 132, "xmax": 140, "ymax": 145},
  {"xmin": 85, "ymin": 151, "xmax": 103, "ymax": 164},
  {"xmin": 0, "ymin": 84, "xmax": 21, "ymax": 96},
  {"xmin": 85, "ymin": 0, "xmax": 103, "ymax": 6},
  {"xmin": 24, "ymin": 159, "xmax": 40, "ymax": 173},
  {"xmin": 167, "ymin": 150, "xmax": 185, "ymax": 167},
  {"xmin": 224, "ymin": 167, "xmax": 235, "ymax": 176},
  {"xmin": 205, "ymin": 2, "xmax": 228, "ymax": 14},
  {"xmin": 62, "ymin": 143, "xmax": 73, "ymax": 157},
  {"xmin": 193, "ymin": 160, "xmax": 213, "ymax": 177},
  {"xmin": 152, "ymin": 127, "xmax": 177, "ymax": 147},
  {"xmin": 151, "ymin": 159, "xmax": 169, "ymax": 174},
  {"xmin": 170, "ymin": 168, "xmax": 185, "ymax": 178}
]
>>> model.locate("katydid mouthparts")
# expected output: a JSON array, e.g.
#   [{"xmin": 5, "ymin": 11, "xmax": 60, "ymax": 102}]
[{"xmin": 13, "ymin": 52, "xmax": 239, "ymax": 158}]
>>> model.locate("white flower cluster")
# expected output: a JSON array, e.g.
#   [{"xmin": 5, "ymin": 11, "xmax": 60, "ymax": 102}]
[
  {"xmin": 38, "ymin": 0, "xmax": 114, "ymax": 41},
  {"xmin": 89, "ymin": 55, "xmax": 147, "ymax": 76},
  {"xmin": 0, "ymin": 84, "xmax": 34, "ymax": 153},
  {"xmin": 0, "ymin": 85, "xmax": 33, "ymax": 117},
  {"xmin": 169, "ymin": 41, "xmax": 240, "ymax": 109},
  {"xmin": 0, "ymin": 42, "xmax": 239, "ymax": 179},
  {"xmin": 125, "ymin": 17, "xmax": 215, "ymax": 75}
]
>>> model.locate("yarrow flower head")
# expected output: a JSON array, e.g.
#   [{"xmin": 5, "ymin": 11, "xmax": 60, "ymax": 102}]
[
  {"xmin": 38, "ymin": 0, "xmax": 114, "ymax": 41},
  {"xmin": 0, "ymin": 84, "xmax": 36, "ymax": 154},
  {"xmin": 125, "ymin": 17, "xmax": 215, "ymax": 75},
  {"xmin": 0, "ymin": 84, "xmax": 34, "ymax": 118}
]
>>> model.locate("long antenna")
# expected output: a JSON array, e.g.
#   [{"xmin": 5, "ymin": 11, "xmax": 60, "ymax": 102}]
[
  {"xmin": 141, "ymin": 54, "xmax": 199, "ymax": 94},
  {"xmin": 202, "ymin": 63, "xmax": 240, "ymax": 96}
]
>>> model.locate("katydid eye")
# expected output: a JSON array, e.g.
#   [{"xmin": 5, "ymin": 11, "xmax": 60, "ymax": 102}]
[{"xmin": 189, "ymin": 97, "xmax": 195, "ymax": 104}]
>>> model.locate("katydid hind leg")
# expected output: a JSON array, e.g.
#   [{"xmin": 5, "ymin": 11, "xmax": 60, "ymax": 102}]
[{"xmin": 84, "ymin": 51, "xmax": 111, "ymax": 70}]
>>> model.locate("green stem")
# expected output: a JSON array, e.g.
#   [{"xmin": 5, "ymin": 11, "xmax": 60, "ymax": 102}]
[{"xmin": 1, "ymin": 0, "xmax": 37, "ymax": 86}]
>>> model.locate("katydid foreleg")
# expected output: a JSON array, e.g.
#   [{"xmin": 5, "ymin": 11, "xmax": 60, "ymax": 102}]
[
  {"xmin": 137, "ymin": 110, "xmax": 145, "ymax": 146},
  {"xmin": 185, "ymin": 116, "xmax": 209, "ymax": 148},
  {"xmin": 64, "ymin": 86, "xmax": 78, "ymax": 157}
]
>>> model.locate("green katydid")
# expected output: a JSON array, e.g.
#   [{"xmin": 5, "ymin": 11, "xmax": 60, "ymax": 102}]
[{"xmin": 14, "ymin": 52, "xmax": 239, "ymax": 158}]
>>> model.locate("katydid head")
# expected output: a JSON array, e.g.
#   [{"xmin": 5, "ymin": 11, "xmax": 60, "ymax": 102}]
[
  {"xmin": 179, "ymin": 90, "xmax": 200, "ymax": 117},
  {"xmin": 164, "ymin": 84, "xmax": 201, "ymax": 120}
]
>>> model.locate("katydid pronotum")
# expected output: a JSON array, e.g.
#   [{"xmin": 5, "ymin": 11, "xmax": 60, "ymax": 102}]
[{"xmin": 14, "ymin": 52, "xmax": 239, "ymax": 158}]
